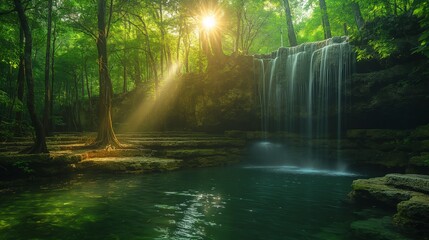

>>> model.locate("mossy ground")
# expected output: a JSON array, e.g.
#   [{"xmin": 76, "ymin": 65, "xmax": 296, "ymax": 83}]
[{"xmin": 0, "ymin": 132, "xmax": 245, "ymax": 179}]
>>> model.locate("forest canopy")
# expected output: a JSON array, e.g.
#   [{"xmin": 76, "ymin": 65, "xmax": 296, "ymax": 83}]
[{"xmin": 0, "ymin": 0, "xmax": 428, "ymax": 148}]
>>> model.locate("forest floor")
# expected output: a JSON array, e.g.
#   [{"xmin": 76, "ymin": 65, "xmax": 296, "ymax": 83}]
[{"xmin": 0, "ymin": 132, "xmax": 246, "ymax": 179}]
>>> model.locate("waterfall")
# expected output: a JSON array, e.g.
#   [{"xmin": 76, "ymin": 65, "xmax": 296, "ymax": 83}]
[{"xmin": 254, "ymin": 36, "xmax": 354, "ymax": 139}]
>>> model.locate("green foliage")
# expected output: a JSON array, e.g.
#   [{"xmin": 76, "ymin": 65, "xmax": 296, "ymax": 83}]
[
  {"xmin": 352, "ymin": 13, "xmax": 422, "ymax": 61},
  {"xmin": 0, "ymin": 121, "xmax": 15, "ymax": 141},
  {"xmin": 413, "ymin": 1, "xmax": 429, "ymax": 57},
  {"xmin": 0, "ymin": 90, "xmax": 24, "ymax": 113},
  {"xmin": 1, "ymin": 0, "xmax": 428, "ymax": 133},
  {"xmin": 12, "ymin": 160, "xmax": 34, "ymax": 174},
  {"xmin": 0, "ymin": 120, "xmax": 33, "ymax": 141}
]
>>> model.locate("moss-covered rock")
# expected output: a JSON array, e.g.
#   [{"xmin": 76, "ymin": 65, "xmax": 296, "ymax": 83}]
[
  {"xmin": 386, "ymin": 174, "xmax": 429, "ymax": 194},
  {"xmin": 349, "ymin": 61, "xmax": 429, "ymax": 130},
  {"xmin": 410, "ymin": 124, "xmax": 429, "ymax": 140},
  {"xmin": 350, "ymin": 177, "xmax": 413, "ymax": 207},
  {"xmin": 76, "ymin": 157, "xmax": 182, "ymax": 173},
  {"xmin": 182, "ymin": 155, "xmax": 241, "ymax": 168},
  {"xmin": 409, "ymin": 153, "xmax": 429, "ymax": 167},
  {"xmin": 347, "ymin": 129, "xmax": 408, "ymax": 141},
  {"xmin": 350, "ymin": 174, "xmax": 429, "ymax": 238},
  {"xmin": 161, "ymin": 148, "xmax": 241, "ymax": 158},
  {"xmin": 0, "ymin": 153, "xmax": 82, "ymax": 178},
  {"xmin": 393, "ymin": 195, "xmax": 429, "ymax": 238}
]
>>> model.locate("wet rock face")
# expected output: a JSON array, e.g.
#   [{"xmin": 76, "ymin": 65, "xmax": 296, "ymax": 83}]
[
  {"xmin": 343, "ymin": 125, "xmax": 429, "ymax": 172},
  {"xmin": 350, "ymin": 174, "xmax": 429, "ymax": 237},
  {"xmin": 349, "ymin": 61, "xmax": 429, "ymax": 130},
  {"xmin": 394, "ymin": 195, "xmax": 429, "ymax": 236}
]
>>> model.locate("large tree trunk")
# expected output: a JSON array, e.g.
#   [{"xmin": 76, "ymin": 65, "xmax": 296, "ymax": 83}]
[
  {"xmin": 283, "ymin": 0, "xmax": 298, "ymax": 46},
  {"xmin": 351, "ymin": 1, "xmax": 365, "ymax": 30},
  {"xmin": 92, "ymin": 0, "xmax": 121, "ymax": 148},
  {"xmin": 14, "ymin": 0, "xmax": 48, "ymax": 153},
  {"xmin": 43, "ymin": 0, "xmax": 53, "ymax": 135},
  {"xmin": 15, "ymin": 28, "xmax": 25, "ymax": 137},
  {"xmin": 319, "ymin": 0, "xmax": 332, "ymax": 39}
]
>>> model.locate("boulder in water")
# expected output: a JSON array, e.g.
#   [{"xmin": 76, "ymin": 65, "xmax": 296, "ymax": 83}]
[{"xmin": 350, "ymin": 174, "xmax": 429, "ymax": 237}]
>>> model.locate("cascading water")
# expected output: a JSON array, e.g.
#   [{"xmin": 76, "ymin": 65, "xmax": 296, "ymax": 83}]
[{"xmin": 254, "ymin": 36, "xmax": 354, "ymax": 139}]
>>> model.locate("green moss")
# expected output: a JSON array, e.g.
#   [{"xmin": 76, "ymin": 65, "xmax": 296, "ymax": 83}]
[
  {"xmin": 409, "ymin": 153, "xmax": 429, "ymax": 167},
  {"xmin": 76, "ymin": 157, "xmax": 183, "ymax": 173},
  {"xmin": 351, "ymin": 216, "xmax": 411, "ymax": 240},
  {"xmin": 410, "ymin": 124, "xmax": 429, "ymax": 139},
  {"xmin": 347, "ymin": 129, "xmax": 408, "ymax": 141},
  {"xmin": 393, "ymin": 195, "xmax": 429, "ymax": 237}
]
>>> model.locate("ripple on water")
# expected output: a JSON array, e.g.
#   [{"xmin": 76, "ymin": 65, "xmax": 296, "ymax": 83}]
[{"xmin": 243, "ymin": 165, "xmax": 359, "ymax": 177}]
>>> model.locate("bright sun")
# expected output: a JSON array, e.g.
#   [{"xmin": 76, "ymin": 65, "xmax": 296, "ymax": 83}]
[{"xmin": 202, "ymin": 15, "xmax": 216, "ymax": 30}]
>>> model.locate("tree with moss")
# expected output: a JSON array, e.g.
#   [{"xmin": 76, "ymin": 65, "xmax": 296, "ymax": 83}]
[{"xmin": 91, "ymin": 0, "xmax": 121, "ymax": 148}]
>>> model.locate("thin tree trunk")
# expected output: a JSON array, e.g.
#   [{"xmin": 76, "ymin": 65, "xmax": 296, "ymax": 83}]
[
  {"xmin": 14, "ymin": 0, "xmax": 48, "ymax": 153},
  {"xmin": 92, "ymin": 0, "xmax": 121, "ymax": 148},
  {"xmin": 158, "ymin": 0, "xmax": 164, "ymax": 84},
  {"xmin": 184, "ymin": 35, "xmax": 190, "ymax": 73},
  {"xmin": 73, "ymin": 71, "xmax": 81, "ymax": 131},
  {"xmin": 234, "ymin": 4, "xmax": 242, "ymax": 52},
  {"xmin": 283, "ymin": 0, "xmax": 298, "ymax": 46},
  {"xmin": 50, "ymin": 20, "xmax": 57, "ymax": 131},
  {"xmin": 134, "ymin": 15, "xmax": 158, "ymax": 87},
  {"xmin": 176, "ymin": 22, "xmax": 182, "ymax": 63},
  {"xmin": 319, "ymin": 0, "xmax": 332, "ymax": 39},
  {"xmin": 15, "ymin": 27, "xmax": 25, "ymax": 136},
  {"xmin": 343, "ymin": 23, "xmax": 348, "ymax": 35},
  {"xmin": 134, "ymin": 52, "xmax": 142, "ymax": 86},
  {"xmin": 84, "ymin": 59, "xmax": 92, "ymax": 125},
  {"xmin": 123, "ymin": 17, "xmax": 128, "ymax": 93},
  {"xmin": 123, "ymin": 64, "xmax": 127, "ymax": 93},
  {"xmin": 43, "ymin": 0, "xmax": 53, "ymax": 136},
  {"xmin": 351, "ymin": 1, "xmax": 365, "ymax": 30},
  {"xmin": 84, "ymin": 57, "xmax": 93, "ymax": 125},
  {"xmin": 393, "ymin": 0, "xmax": 397, "ymax": 15},
  {"xmin": 8, "ymin": 65, "xmax": 14, "ymax": 118}
]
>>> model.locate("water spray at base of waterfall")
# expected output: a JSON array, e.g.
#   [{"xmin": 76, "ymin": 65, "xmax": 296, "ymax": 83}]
[{"xmin": 252, "ymin": 37, "xmax": 355, "ymax": 173}]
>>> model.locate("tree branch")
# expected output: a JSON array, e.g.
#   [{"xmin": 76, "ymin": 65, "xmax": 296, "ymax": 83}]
[
  {"xmin": 0, "ymin": 8, "xmax": 16, "ymax": 15},
  {"xmin": 106, "ymin": 0, "xmax": 114, "ymax": 38}
]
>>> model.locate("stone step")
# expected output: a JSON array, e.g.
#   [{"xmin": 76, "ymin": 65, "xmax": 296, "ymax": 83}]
[
  {"xmin": 75, "ymin": 157, "xmax": 183, "ymax": 173},
  {"xmin": 386, "ymin": 173, "xmax": 429, "ymax": 194},
  {"xmin": 127, "ymin": 139, "xmax": 245, "ymax": 148}
]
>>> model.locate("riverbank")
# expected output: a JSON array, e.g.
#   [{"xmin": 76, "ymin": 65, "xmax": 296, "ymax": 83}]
[{"xmin": 0, "ymin": 132, "xmax": 245, "ymax": 179}]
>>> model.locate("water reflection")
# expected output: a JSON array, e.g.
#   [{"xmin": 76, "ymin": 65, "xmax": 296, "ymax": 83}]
[
  {"xmin": 0, "ymin": 168, "xmax": 403, "ymax": 240},
  {"xmin": 154, "ymin": 191, "xmax": 224, "ymax": 240}
]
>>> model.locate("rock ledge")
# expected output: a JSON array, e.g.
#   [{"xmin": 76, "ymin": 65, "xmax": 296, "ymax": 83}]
[{"xmin": 350, "ymin": 174, "xmax": 429, "ymax": 238}]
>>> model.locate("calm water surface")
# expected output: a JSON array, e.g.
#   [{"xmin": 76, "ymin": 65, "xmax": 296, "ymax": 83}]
[{"xmin": 0, "ymin": 165, "xmax": 399, "ymax": 240}]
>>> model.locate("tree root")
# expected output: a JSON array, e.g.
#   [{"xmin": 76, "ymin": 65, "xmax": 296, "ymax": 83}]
[{"xmin": 18, "ymin": 142, "xmax": 49, "ymax": 154}]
